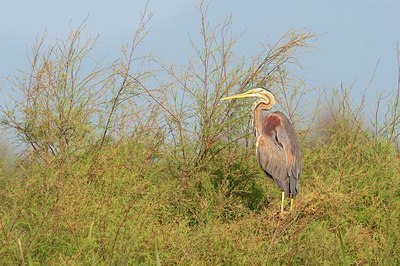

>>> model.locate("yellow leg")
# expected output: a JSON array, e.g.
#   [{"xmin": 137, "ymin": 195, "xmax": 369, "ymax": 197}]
[
  {"xmin": 289, "ymin": 196, "xmax": 294, "ymax": 212},
  {"xmin": 281, "ymin": 191, "xmax": 285, "ymax": 213}
]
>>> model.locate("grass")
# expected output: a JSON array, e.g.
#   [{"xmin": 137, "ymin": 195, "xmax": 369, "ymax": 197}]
[
  {"xmin": 1, "ymin": 121, "xmax": 399, "ymax": 265},
  {"xmin": 0, "ymin": 3, "xmax": 400, "ymax": 264}
]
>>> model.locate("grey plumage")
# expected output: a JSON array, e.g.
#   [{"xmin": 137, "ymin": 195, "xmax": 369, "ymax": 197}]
[
  {"xmin": 222, "ymin": 88, "xmax": 302, "ymax": 206},
  {"xmin": 255, "ymin": 111, "xmax": 301, "ymax": 198}
]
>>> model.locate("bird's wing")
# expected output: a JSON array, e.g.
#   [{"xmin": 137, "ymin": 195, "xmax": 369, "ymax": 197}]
[
  {"xmin": 256, "ymin": 112, "xmax": 302, "ymax": 196},
  {"xmin": 276, "ymin": 112, "xmax": 302, "ymax": 196},
  {"xmin": 256, "ymin": 134, "xmax": 289, "ymax": 195}
]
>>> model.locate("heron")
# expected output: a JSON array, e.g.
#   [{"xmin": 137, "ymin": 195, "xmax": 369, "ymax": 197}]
[{"xmin": 222, "ymin": 88, "xmax": 302, "ymax": 214}]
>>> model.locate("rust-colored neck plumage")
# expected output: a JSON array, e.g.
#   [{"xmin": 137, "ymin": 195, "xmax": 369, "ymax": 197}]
[
  {"xmin": 251, "ymin": 95, "xmax": 275, "ymax": 137},
  {"xmin": 251, "ymin": 101, "xmax": 268, "ymax": 137}
]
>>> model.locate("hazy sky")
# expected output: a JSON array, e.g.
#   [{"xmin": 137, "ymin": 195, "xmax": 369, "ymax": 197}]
[{"xmin": 0, "ymin": 0, "xmax": 399, "ymax": 110}]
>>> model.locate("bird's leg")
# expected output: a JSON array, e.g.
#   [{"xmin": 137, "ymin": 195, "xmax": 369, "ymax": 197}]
[
  {"xmin": 289, "ymin": 195, "xmax": 294, "ymax": 212},
  {"xmin": 280, "ymin": 191, "xmax": 285, "ymax": 213}
]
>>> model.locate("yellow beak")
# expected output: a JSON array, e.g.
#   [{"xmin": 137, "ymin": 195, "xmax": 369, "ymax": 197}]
[{"xmin": 221, "ymin": 89, "xmax": 261, "ymax": 101}]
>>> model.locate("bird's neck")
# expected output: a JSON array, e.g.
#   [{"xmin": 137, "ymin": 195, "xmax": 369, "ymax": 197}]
[{"xmin": 252, "ymin": 102, "xmax": 269, "ymax": 137}]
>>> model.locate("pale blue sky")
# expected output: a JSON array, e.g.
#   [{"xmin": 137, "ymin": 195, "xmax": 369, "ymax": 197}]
[{"xmin": 0, "ymin": 0, "xmax": 399, "ymax": 112}]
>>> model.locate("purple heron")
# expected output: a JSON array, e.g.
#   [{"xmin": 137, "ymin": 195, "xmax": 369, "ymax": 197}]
[{"xmin": 222, "ymin": 88, "xmax": 302, "ymax": 213}]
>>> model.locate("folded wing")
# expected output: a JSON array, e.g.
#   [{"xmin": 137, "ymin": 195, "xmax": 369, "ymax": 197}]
[{"xmin": 256, "ymin": 112, "xmax": 301, "ymax": 197}]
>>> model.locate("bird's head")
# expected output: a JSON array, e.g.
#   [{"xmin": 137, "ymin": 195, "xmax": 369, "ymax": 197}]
[{"xmin": 221, "ymin": 87, "xmax": 275, "ymax": 109}]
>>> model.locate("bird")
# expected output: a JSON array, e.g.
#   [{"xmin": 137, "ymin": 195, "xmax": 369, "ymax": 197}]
[{"xmin": 221, "ymin": 88, "xmax": 302, "ymax": 214}]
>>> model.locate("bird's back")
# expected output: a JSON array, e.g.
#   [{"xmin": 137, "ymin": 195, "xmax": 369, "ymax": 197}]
[{"xmin": 256, "ymin": 111, "xmax": 302, "ymax": 197}]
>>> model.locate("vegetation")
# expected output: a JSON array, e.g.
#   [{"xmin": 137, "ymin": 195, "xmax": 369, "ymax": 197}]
[{"xmin": 1, "ymin": 4, "xmax": 399, "ymax": 265}]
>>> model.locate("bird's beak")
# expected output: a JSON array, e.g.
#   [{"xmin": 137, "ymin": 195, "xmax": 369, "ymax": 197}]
[{"xmin": 221, "ymin": 89, "xmax": 260, "ymax": 101}]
